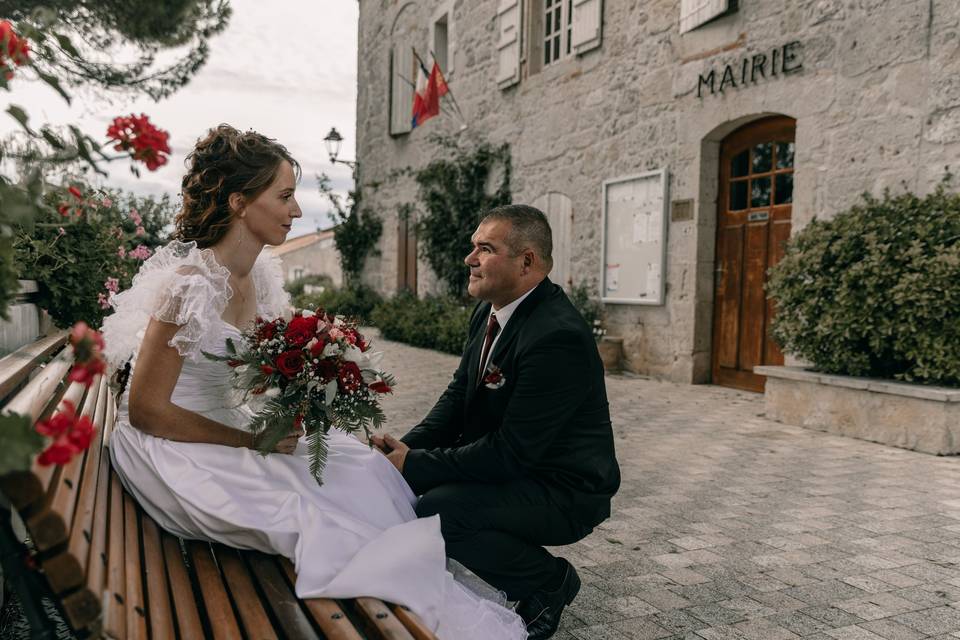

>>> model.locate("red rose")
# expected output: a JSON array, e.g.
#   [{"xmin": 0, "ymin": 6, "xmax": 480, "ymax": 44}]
[
  {"xmin": 315, "ymin": 358, "xmax": 337, "ymax": 382},
  {"xmin": 309, "ymin": 340, "xmax": 326, "ymax": 356},
  {"xmin": 369, "ymin": 380, "xmax": 392, "ymax": 394},
  {"xmin": 275, "ymin": 350, "xmax": 305, "ymax": 378},
  {"xmin": 255, "ymin": 320, "xmax": 278, "ymax": 342},
  {"xmin": 284, "ymin": 315, "xmax": 318, "ymax": 346},
  {"xmin": 260, "ymin": 364, "xmax": 275, "ymax": 375},
  {"xmin": 337, "ymin": 361, "xmax": 362, "ymax": 393}
]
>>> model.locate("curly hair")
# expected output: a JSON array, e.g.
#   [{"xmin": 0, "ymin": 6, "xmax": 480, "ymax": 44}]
[{"xmin": 174, "ymin": 125, "xmax": 301, "ymax": 248}]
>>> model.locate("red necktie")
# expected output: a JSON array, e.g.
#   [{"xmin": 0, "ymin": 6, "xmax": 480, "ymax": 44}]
[{"xmin": 478, "ymin": 313, "xmax": 500, "ymax": 379}]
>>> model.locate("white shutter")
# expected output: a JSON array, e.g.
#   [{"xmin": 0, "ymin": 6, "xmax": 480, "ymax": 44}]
[
  {"xmin": 390, "ymin": 44, "xmax": 414, "ymax": 135},
  {"xmin": 534, "ymin": 193, "xmax": 574, "ymax": 289},
  {"xmin": 496, "ymin": 0, "xmax": 521, "ymax": 89},
  {"xmin": 571, "ymin": 0, "xmax": 602, "ymax": 55},
  {"xmin": 680, "ymin": 0, "xmax": 730, "ymax": 34}
]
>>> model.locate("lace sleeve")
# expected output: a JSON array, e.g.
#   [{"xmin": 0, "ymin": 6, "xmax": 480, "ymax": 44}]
[
  {"xmin": 253, "ymin": 248, "xmax": 292, "ymax": 319},
  {"xmin": 101, "ymin": 241, "xmax": 232, "ymax": 369}
]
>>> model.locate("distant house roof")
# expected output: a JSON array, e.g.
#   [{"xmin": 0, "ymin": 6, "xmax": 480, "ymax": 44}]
[{"xmin": 273, "ymin": 229, "xmax": 335, "ymax": 256}]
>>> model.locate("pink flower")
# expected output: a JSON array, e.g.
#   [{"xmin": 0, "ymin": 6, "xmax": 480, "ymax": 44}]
[
  {"xmin": 117, "ymin": 246, "xmax": 126, "ymax": 258},
  {"xmin": 135, "ymin": 225, "xmax": 146, "ymax": 236},
  {"xmin": 128, "ymin": 244, "xmax": 152, "ymax": 260},
  {"xmin": 104, "ymin": 277, "xmax": 119, "ymax": 293},
  {"xmin": 129, "ymin": 209, "xmax": 142, "ymax": 226},
  {"xmin": 97, "ymin": 292, "xmax": 110, "ymax": 309},
  {"xmin": 57, "ymin": 227, "xmax": 66, "ymax": 237}
]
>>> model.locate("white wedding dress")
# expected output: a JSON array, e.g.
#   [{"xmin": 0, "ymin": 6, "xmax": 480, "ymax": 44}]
[{"xmin": 101, "ymin": 241, "xmax": 527, "ymax": 639}]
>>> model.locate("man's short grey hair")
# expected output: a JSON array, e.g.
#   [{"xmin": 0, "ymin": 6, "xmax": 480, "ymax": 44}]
[{"xmin": 481, "ymin": 204, "xmax": 554, "ymax": 271}]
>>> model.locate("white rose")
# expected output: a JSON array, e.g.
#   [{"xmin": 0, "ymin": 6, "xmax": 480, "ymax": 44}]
[{"xmin": 322, "ymin": 342, "xmax": 341, "ymax": 357}]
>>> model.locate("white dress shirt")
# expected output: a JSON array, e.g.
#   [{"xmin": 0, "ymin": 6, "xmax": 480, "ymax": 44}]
[{"xmin": 479, "ymin": 283, "xmax": 539, "ymax": 375}]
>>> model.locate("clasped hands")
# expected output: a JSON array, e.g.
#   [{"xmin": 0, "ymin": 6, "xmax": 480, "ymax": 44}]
[{"xmin": 369, "ymin": 434, "xmax": 409, "ymax": 472}]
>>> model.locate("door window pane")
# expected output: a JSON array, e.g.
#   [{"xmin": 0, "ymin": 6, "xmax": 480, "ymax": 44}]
[
  {"xmin": 751, "ymin": 177, "xmax": 771, "ymax": 207},
  {"xmin": 776, "ymin": 142, "xmax": 795, "ymax": 169},
  {"xmin": 775, "ymin": 173, "xmax": 793, "ymax": 205},
  {"xmin": 752, "ymin": 143, "xmax": 772, "ymax": 173},
  {"xmin": 731, "ymin": 150, "xmax": 749, "ymax": 178},
  {"xmin": 730, "ymin": 180, "xmax": 748, "ymax": 210}
]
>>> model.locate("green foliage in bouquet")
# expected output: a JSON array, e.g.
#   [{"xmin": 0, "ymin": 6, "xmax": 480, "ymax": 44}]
[
  {"xmin": 295, "ymin": 284, "xmax": 383, "ymax": 325},
  {"xmin": 372, "ymin": 292, "xmax": 474, "ymax": 355},
  {"xmin": 767, "ymin": 180, "xmax": 960, "ymax": 386},
  {"xmin": 13, "ymin": 187, "xmax": 175, "ymax": 328}
]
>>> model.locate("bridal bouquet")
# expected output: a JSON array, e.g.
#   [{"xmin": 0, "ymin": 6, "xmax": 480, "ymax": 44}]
[{"xmin": 205, "ymin": 309, "xmax": 394, "ymax": 483}]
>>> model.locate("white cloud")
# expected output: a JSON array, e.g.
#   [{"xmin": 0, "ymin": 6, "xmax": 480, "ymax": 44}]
[{"xmin": 1, "ymin": 0, "xmax": 359, "ymax": 238}]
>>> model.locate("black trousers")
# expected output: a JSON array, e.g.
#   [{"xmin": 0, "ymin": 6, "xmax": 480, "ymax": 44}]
[{"xmin": 414, "ymin": 480, "xmax": 593, "ymax": 601}]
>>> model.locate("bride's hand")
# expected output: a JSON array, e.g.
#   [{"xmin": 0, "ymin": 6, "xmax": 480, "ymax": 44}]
[{"xmin": 270, "ymin": 429, "xmax": 302, "ymax": 455}]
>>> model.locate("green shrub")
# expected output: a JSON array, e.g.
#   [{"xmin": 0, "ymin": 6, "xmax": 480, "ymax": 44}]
[
  {"xmin": 372, "ymin": 292, "xmax": 474, "ymax": 355},
  {"xmin": 767, "ymin": 182, "xmax": 960, "ymax": 386},
  {"xmin": 568, "ymin": 281, "xmax": 607, "ymax": 342},
  {"xmin": 285, "ymin": 273, "xmax": 334, "ymax": 298},
  {"xmin": 294, "ymin": 284, "xmax": 382, "ymax": 324}
]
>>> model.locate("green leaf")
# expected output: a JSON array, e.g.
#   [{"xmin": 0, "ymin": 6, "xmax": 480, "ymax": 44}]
[
  {"xmin": 6, "ymin": 104, "xmax": 36, "ymax": 136},
  {"xmin": 36, "ymin": 70, "xmax": 72, "ymax": 104},
  {"xmin": 0, "ymin": 413, "xmax": 44, "ymax": 475},
  {"xmin": 52, "ymin": 32, "xmax": 80, "ymax": 58},
  {"xmin": 40, "ymin": 127, "xmax": 65, "ymax": 150}
]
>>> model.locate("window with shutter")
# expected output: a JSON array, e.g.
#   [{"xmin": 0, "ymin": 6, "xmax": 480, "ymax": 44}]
[
  {"xmin": 496, "ymin": 0, "xmax": 521, "ymax": 88},
  {"xmin": 389, "ymin": 44, "xmax": 414, "ymax": 136},
  {"xmin": 570, "ymin": 0, "xmax": 602, "ymax": 55},
  {"xmin": 533, "ymin": 192, "xmax": 574, "ymax": 290},
  {"xmin": 680, "ymin": 0, "xmax": 736, "ymax": 34}
]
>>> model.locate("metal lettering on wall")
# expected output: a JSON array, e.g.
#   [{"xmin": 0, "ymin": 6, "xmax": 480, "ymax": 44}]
[{"xmin": 697, "ymin": 41, "xmax": 803, "ymax": 98}]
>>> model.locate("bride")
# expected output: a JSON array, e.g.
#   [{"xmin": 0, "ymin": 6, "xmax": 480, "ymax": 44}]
[{"xmin": 101, "ymin": 124, "xmax": 527, "ymax": 639}]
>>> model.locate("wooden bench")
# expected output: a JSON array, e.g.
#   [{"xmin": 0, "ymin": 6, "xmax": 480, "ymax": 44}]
[{"xmin": 0, "ymin": 333, "xmax": 437, "ymax": 639}]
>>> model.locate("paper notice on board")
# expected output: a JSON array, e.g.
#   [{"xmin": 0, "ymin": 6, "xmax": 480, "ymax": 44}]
[
  {"xmin": 606, "ymin": 264, "xmax": 620, "ymax": 292},
  {"xmin": 633, "ymin": 213, "xmax": 647, "ymax": 244},
  {"xmin": 646, "ymin": 262, "xmax": 661, "ymax": 297}
]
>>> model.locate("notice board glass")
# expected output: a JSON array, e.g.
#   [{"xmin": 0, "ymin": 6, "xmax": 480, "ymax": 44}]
[{"xmin": 601, "ymin": 169, "xmax": 669, "ymax": 305}]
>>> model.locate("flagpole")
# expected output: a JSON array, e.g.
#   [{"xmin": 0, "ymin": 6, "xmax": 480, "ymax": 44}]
[{"xmin": 428, "ymin": 49, "xmax": 468, "ymax": 129}]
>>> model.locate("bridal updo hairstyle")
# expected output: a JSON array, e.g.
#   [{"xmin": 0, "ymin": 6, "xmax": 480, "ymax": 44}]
[{"xmin": 174, "ymin": 124, "xmax": 300, "ymax": 248}]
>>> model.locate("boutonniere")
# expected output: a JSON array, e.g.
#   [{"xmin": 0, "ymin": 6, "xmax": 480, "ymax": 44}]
[{"xmin": 482, "ymin": 364, "xmax": 506, "ymax": 389}]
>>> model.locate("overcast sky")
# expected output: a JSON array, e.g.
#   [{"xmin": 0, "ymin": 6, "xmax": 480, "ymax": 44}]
[{"xmin": 1, "ymin": 0, "xmax": 359, "ymax": 239}]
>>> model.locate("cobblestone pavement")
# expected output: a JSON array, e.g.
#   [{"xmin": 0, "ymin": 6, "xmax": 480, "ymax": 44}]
[{"xmin": 371, "ymin": 331, "xmax": 960, "ymax": 640}]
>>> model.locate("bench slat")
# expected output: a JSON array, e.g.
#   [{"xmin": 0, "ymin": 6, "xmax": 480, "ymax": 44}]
[
  {"xmin": 353, "ymin": 597, "xmax": 416, "ymax": 640},
  {"xmin": 215, "ymin": 546, "xmax": 278, "ymax": 640},
  {"xmin": 245, "ymin": 552, "xmax": 317, "ymax": 640},
  {"xmin": 124, "ymin": 494, "xmax": 148, "ymax": 640},
  {"xmin": 0, "ymin": 353, "xmax": 76, "ymax": 510},
  {"xmin": 188, "ymin": 540, "xmax": 243, "ymax": 639},
  {"xmin": 162, "ymin": 534, "xmax": 204, "ymax": 638},
  {"xmin": 0, "ymin": 331, "xmax": 66, "ymax": 401},
  {"xmin": 140, "ymin": 514, "xmax": 175, "ymax": 640},
  {"xmin": 279, "ymin": 559, "xmax": 364, "ymax": 640},
  {"xmin": 103, "ymin": 470, "xmax": 127, "ymax": 639},
  {"xmin": 389, "ymin": 605, "xmax": 436, "ymax": 640},
  {"xmin": 28, "ymin": 376, "xmax": 101, "ymax": 552}
]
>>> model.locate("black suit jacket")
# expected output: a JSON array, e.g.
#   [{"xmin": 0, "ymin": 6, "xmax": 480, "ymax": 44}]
[{"xmin": 401, "ymin": 278, "xmax": 620, "ymax": 526}]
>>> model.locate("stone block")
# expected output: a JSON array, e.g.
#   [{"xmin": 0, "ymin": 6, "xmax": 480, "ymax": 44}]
[{"xmin": 756, "ymin": 366, "xmax": 960, "ymax": 455}]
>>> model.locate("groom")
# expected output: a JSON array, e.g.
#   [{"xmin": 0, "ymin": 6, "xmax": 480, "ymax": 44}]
[{"xmin": 373, "ymin": 204, "xmax": 620, "ymax": 640}]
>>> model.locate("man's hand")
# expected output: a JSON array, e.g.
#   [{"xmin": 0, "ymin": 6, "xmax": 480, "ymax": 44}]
[{"xmin": 371, "ymin": 434, "xmax": 409, "ymax": 473}]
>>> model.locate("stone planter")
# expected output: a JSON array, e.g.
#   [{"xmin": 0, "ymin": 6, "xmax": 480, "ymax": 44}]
[
  {"xmin": 597, "ymin": 337, "xmax": 623, "ymax": 373},
  {"xmin": 755, "ymin": 366, "xmax": 960, "ymax": 455}
]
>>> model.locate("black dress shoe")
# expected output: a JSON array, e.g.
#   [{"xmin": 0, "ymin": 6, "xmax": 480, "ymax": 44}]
[{"xmin": 517, "ymin": 559, "xmax": 581, "ymax": 640}]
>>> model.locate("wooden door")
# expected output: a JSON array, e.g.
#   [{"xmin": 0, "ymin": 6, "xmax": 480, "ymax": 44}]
[
  {"xmin": 397, "ymin": 216, "xmax": 417, "ymax": 292},
  {"xmin": 712, "ymin": 116, "xmax": 795, "ymax": 392}
]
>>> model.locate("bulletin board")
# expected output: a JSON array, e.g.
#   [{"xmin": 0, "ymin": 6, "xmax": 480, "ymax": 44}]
[{"xmin": 600, "ymin": 169, "xmax": 669, "ymax": 305}]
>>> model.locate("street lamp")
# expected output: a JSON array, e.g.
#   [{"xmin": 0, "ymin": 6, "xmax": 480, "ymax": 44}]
[{"xmin": 323, "ymin": 127, "xmax": 357, "ymax": 168}]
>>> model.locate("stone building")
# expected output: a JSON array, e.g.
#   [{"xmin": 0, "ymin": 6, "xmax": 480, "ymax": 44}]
[
  {"xmin": 273, "ymin": 229, "xmax": 343, "ymax": 288},
  {"xmin": 355, "ymin": 0, "xmax": 960, "ymax": 390}
]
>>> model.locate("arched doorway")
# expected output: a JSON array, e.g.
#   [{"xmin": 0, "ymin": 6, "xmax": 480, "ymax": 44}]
[{"xmin": 712, "ymin": 116, "xmax": 795, "ymax": 392}]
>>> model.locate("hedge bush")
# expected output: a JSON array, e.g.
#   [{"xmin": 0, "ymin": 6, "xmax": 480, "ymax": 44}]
[
  {"xmin": 371, "ymin": 292, "xmax": 474, "ymax": 355},
  {"xmin": 294, "ymin": 284, "xmax": 382, "ymax": 324},
  {"xmin": 767, "ymin": 183, "xmax": 960, "ymax": 386}
]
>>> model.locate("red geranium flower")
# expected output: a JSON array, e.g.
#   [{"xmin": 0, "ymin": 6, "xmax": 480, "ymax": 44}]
[
  {"xmin": 67, "ymin": 322, "xmax": 106, "ymax": 388},
  {"xmin": 275, "ymin": 350, "xmax": 305, "ymax": 378},
  {"xmin": 337, "ymin": 361, "xmax": 362, "ymax": 393},
  {"xmin": 106, "ymin": 114, "xmax": 171, "ymax": 171},
  {"xmin": 35, "ymin": 400, "xmax": 97, "ymax": 467},
  {"xmin": 284, "ymin": 315, "xmax": 319, "ymax": 346},
  {"xmin": 0, "ymin": 21, "xmax": 30, "ymax": 81}
]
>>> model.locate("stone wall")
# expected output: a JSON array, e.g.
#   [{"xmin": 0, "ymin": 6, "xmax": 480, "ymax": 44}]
[{"xmin": 356, "ymin": 0, "xmax": 960, "ymax": 382}]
